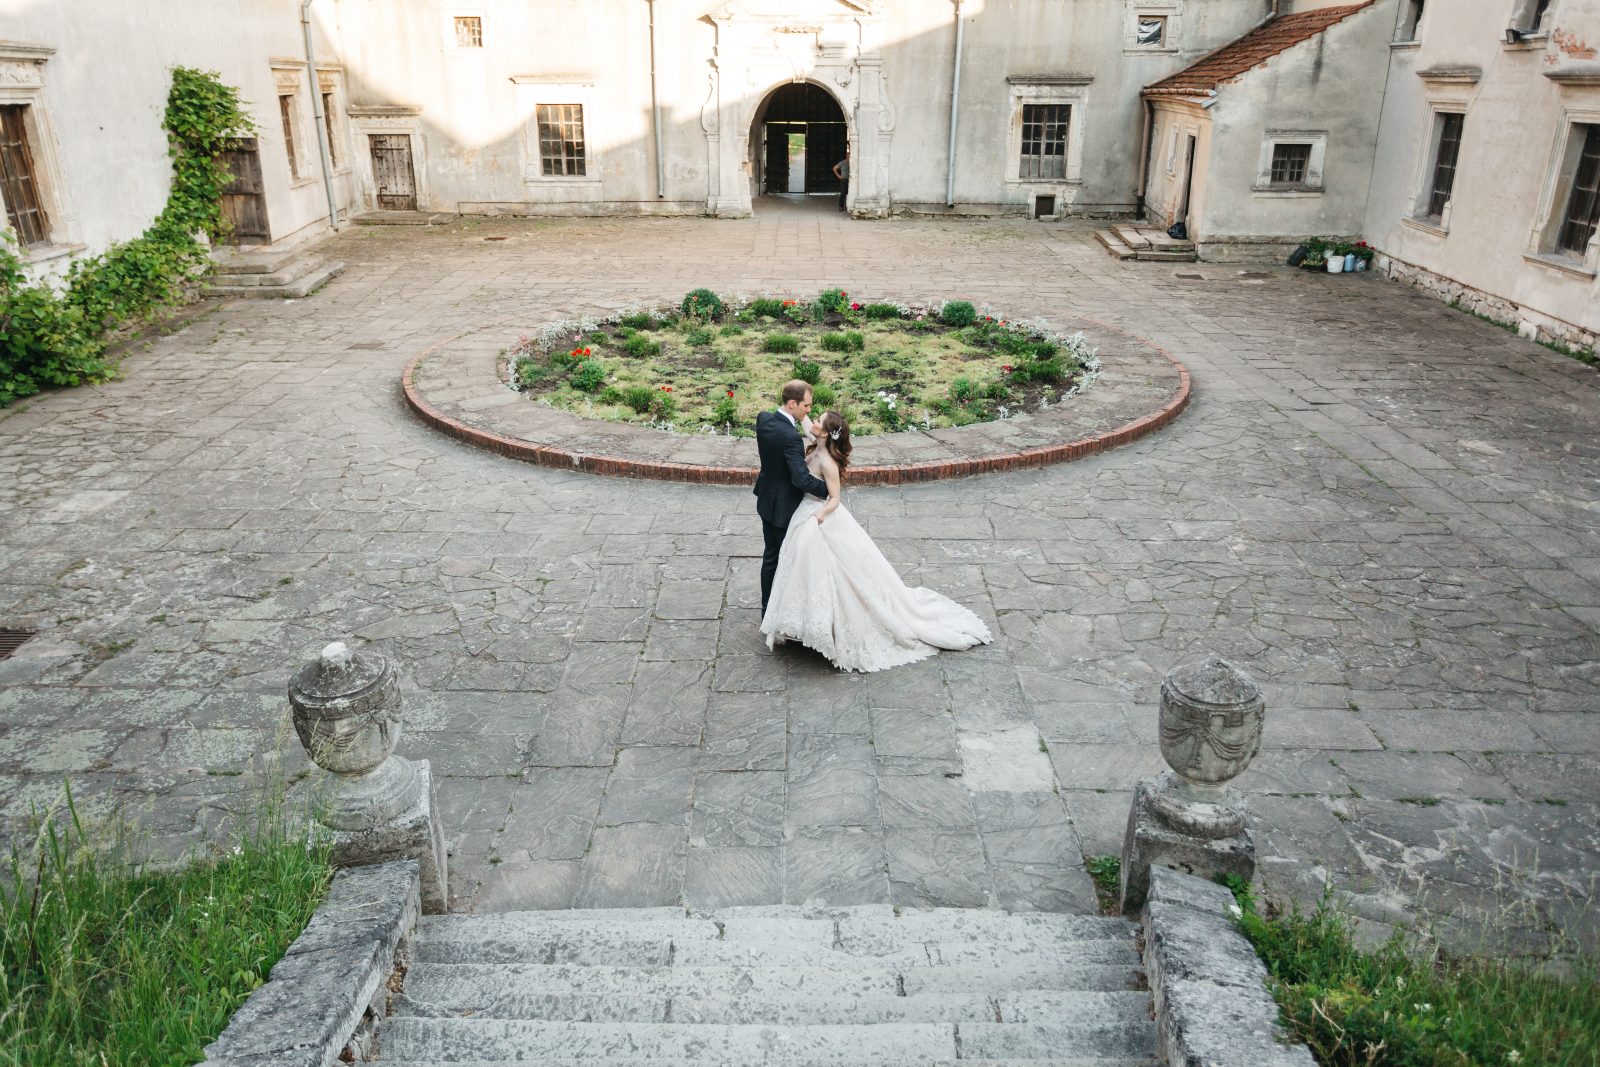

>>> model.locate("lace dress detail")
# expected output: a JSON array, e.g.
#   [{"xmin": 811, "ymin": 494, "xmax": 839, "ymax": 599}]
[{"xmin": 760, "ymin": 451, "xmax": 992, "ymax": 673}]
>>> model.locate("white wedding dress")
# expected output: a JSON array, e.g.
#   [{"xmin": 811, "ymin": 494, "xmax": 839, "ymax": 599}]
[{"xmin": 761, "ymin": 448, "xmax": 992, "ymax": 673}]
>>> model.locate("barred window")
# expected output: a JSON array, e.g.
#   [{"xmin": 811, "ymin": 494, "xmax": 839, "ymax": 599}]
[
  {"xmin": 0, "ymin": 105, "xmax": 48, "ymax": 247},
  {"xmin": 1019, "ymin": 103, "xmax": 1070, "ymax": 180},
  {"xmin": 321, "ymin": 92, "xmax": 338, "ymax": 168},
  {"xmin": 1557, "ymin": 124, "xmax": 1600, "ymax": 255},
  {"xmin": 455, "ymin": 16, "xmax": 483, "ymax": 48},
  {"xmin": 1426, "ymin": 112, "xmax": 1463, "ymax": 220},
  {"xmin": 537, "ymin": 104, "xmax": 586, "ymax": 177},
  {"xmin": 1269, "ymin": 143, "xmax": 1312, "ymax": 185},
  {"xmin": 279, "ymin": 94, "xmax": 299, "ymax": 177}
]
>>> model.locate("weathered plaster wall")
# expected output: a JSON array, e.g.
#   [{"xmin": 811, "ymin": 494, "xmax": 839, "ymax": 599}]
[
  {"xmin": 1, "ymin": 0, "xmax": 358, "ymax": 268},
  {"xmin": 1364, "ymin": 0, "xmax": 1600, "ymax": 342}
]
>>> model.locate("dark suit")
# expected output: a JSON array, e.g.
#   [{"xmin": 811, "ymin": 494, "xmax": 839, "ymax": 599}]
[{"xmin": 753, "ymin": 409, "xmax": 830, "ymax": 613}]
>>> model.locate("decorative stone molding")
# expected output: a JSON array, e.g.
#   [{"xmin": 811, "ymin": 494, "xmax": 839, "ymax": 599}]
[
  {"xmin": 0, "ymin": 40, "xmax": 52, "ymax": 89},
  {"xmin": 1544, "ymin": 65, "xmax": 1600, "ymax": 86},
  {"xmin": 1119, "ymin": 657, "xmax": 1263, "ymax": 912},
  {"xmin": 290, "ymin": 643, "xmax": 448, "ymax": 913},
  {"xmin": 1416, "ymin": 66, "xmax": 1483, "ymax": 83},
  {"xmin": 347, "ymin": 104, "xmax": 423, "ymax": 118},
  {"xmin": 1006, "ymin": 73, "xmax": 1095, "ymax": 85}
]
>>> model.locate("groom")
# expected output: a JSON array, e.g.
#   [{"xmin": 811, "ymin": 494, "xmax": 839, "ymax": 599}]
[{"xmin": 754, "ymin": 380, "xmax": 830, "ymax": 617}]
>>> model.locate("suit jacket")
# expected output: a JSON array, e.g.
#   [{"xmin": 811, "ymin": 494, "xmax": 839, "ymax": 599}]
[{"xmin": 753, "ymin": 409, "xmax": 829, "ymax": 528}]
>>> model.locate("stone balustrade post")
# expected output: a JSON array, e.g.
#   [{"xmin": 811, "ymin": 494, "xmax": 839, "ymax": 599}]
[
  {"xmin": 290, "ymin": 641, "xmax": 448, "ymax": 913},
  {"xmin": 1119, "ymin": 656, "xmax": 1262, "ymax": 913}
]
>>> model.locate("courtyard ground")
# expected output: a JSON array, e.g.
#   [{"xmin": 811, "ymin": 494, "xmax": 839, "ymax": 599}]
[{"xmin": 1, "ymin": 202, "xmax": 1596, "ymax": 955}]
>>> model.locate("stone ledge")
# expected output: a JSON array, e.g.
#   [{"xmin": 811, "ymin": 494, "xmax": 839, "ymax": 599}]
[
  {"xmin": 1142, "ymin": 866, "xmax": 1316, "ymax": 1067},
  {"xmin": 401, "ymin": 314, "xmax": 1191, "ymax": 485},
  {"xmin": 200, "ymin": 860, "xmax": 420, "ymax": 1067}
]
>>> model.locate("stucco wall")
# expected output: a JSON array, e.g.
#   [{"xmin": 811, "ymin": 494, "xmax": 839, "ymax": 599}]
[
  {"xmin": 1363, "ymin": 0, "xmax": 1600, "ymax": 341},
  {"xmin": 1, "ymin": 0, "xmax": 358, "ymax": 268}
]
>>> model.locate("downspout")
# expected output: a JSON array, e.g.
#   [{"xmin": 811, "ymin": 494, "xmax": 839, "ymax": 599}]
[
  {"xmin": 944, "ymin": 0, "xmax": 965, "ymax": 208},
  {"xmin": 648, "ymin": 0, "xmax": 665, "ymax": 199},
  {"xmin": 302, "ymin": 0, "xmax": 341, "ymax": 230}
]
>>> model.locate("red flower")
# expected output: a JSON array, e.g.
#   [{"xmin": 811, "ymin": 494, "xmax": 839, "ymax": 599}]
[
  {"xmin": 1002, "ymin": 365, "xmax": 1013, "ymax": 373},
  {"xmin": 583, "ymin": 348, "xmax": 591, "ymax": 356},
  {"xmin": 662, "ymin": 385, "xmax": 672, "ymax": 392},
  {"xmin": 726, "ymin": 390, "xmax": 735, "ymax": 397},
  {"xmin": 850, "ymin": 302, "xmax": 861, "ymax": 311}
]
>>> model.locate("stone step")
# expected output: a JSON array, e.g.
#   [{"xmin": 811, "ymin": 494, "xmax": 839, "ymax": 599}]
[
  {"xmin": 1134, "ymin": 248, "xmax": 1197, "ymax": 263},
  {"xmin": 380, "ymin": 1059, "xmax": 1158, "ymax": 1067},
  {"xmin": 1093, "ymin": 229, "xmax": 1136, "ymax": 260},
  {"xmin": 412, "ymin": 929, "xmax": 1138, "ymax": 969},
  {"xmin": 208, "ymin": 246, "xmax": 301, "ymax": 274},
  {"xmin": 207, "ymin": 260, "xmax": 345, "ymax": 299},
  {"xmin": 1111, "ymin": 223, "xmax": 1151, "ymax": 249},
  {"xmin": 391, "ymin": 987, "xmax": 1152, "ymax": 1027},
  {"xmin": 400, "ymin": 961, "xmax": 1144, "ymax": 1002},
  {"xmin": 209, "ymin": 254, "xmax": 327, "ymax": 288},
  {"xmin": 382, "ymin": 1017, "xmax": 1156, "ymax": 1062}
]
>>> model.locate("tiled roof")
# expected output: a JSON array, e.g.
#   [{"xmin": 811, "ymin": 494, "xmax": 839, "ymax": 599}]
[{"xmin": 1143, "ymin": 2, "xmax": 1376, "ymax": 96}]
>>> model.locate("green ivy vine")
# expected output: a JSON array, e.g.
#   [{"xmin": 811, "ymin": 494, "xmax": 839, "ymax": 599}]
[{"xmin": 1, "ymin": 66, "xmax": 254, "ymax": 407}]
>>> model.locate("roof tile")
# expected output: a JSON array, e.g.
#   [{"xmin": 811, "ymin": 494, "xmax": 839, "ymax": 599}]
[{"xmin": 1143, "ymin": 2, "xmax": 1376, "ymax": 96}]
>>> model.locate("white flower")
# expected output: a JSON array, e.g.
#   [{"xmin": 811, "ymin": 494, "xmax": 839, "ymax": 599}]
[
  {"xmin": 1228, "ymin": 903, "xmax": 1243, "ymax": 919},
  {"xmin": 1507, "ymin": 1052, "xmax": 1521, "ymax": 1063}
]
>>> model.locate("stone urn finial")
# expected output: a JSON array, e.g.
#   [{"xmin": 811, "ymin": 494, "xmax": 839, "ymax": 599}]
[
  {"xmin": 1120, "ymin": 657, "xmax": 1263, "ymax": 912},
  {"xmin": 289, "ymin": 641, "xmax": 420, "ymax": 831}
]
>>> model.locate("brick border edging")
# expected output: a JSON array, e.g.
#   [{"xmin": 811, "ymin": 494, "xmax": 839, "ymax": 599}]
[{"xmin": 402, "ymin": 335, "xmax": 1190, "ymax": 486}]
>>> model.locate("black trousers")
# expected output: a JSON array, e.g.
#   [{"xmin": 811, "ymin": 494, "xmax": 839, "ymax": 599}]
[
  {"xmin": 838, "ymin": 180, "xmax": 848, "ymax": 210},
  {"xmin": 760, "ymin": 518, "xmax": 788, "ymax": 614}
]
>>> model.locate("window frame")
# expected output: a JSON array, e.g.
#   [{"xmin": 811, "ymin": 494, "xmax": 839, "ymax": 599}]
[
  {"xmin": 1406, "ymin": 106, "xmax": 1467, "ymax": 232},
  {"xmin": 1395, "ymin": 0, "xmax": 1426, "ymax": 43},
  {"xmin": 315, "ymin": 67, "xmax": 351, "ymax": 175},
  {"xmin": 512, "ymin": 76, "xmax": 602, "ymax": 189},
  {"xmin": 442, "ymin": 11, "xmax": 488, "ymax": 52},
  {"xmin": 1253, "ymin": 130, "xmax": 1327, "ymax": 194},
  {"xmin": 1125, "ymin": 2, "xmax": 1181, "ymax": 54},
  {"xmin": 1003, "ymin": 79, "xmax": 1089, "ymax": 187},
  {"xmin": 1527, "ymin": 107, "xmax": 1600, "ymax": 276},
  {"xmin": 1018, "ymin": 103, "xmax": 1072, "ymax": 181},
  {"xmin": 454, "ymin": 16, "xmax": 483, "ymax": 48},
  {"xmin": 1424, "ymin": 111, "xmax": 1464, "ymax": 221},
  {"xmin": 0, "ymin": 41, "xmax": 72, "ymax": 259},
  {"xmin": 0, "ymin": 104, "xmax": 49, "ymax": 247},
  {"xmin": 270, "ymin": 63, "xmax": 315, "ymax": 187},
  {"xmin": 535, "ymin": 103, "xmax": 587, "ymax": 178}
]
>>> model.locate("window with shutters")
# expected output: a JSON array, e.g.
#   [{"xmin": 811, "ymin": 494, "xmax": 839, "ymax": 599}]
[
  {"xmin": 536, "ymin": 104, "xmax": 586, "ymax": 177},
  {"xmin": 0, "ymin": 104, "xmax": 48, "ymax": 247}
]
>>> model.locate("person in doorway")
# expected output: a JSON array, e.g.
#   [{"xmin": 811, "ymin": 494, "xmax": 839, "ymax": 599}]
[{"xmin": 832, "ymin": 148, "xmax": 850, "ymax": 212}]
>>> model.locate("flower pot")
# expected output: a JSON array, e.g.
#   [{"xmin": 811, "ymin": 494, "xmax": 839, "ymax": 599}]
[
  {"xmin": 1326, "ymin": 256, "xmax": 1344, "ymax": 273},
  {"xmin": 1355, "ymin": 258, "xmax": 1368, "ymax": 272}
]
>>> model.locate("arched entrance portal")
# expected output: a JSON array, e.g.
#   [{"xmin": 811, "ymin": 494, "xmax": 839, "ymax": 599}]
[{"xmin": 751, "ymin": 83, "xmax": 848, "ymax": 208}]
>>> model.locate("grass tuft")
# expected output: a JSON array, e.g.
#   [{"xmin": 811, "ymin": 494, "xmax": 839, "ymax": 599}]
[{"xmin": 1085, "ymin": 855, "xmax": 1121, "ymax": 915}]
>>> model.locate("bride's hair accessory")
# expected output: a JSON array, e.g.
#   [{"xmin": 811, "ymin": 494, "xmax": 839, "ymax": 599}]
[{"xmin": 828, "ymin": 429, "xmax": 841, "ymax": 440}]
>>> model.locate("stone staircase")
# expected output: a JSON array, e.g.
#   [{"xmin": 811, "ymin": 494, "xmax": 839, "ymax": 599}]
[
  {"xmin": 207, "ymin": 245, "xmax": 346, "ymax": 299},
  {"xmin": 376, "ymin": 905, "xmax": 1157, "ymax": 1065},
  {"xmin": 1093, "ymin": 225, "xmax": 1197, "ymax": 263}
]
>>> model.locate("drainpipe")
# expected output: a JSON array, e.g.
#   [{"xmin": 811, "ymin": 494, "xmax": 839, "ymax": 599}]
[
  {"xmin": 648, "ymin": 0, "xmax": 665, "ymax": 198},
  {"xmin": 302, "ymin": 0, "xmax": 341, "ymax": 230},
  {"xmin": 945, "ymin": 0, "xmax": 965, "ymax": 208}
]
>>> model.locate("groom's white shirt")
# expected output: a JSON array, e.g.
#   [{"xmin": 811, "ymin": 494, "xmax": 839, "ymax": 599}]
[{"xmin": 776, "ymin": 408, "xmax": 796, "ymax": 427}]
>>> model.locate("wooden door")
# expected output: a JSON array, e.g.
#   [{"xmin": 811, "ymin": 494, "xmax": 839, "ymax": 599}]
[
  {"xmin": 806, "ymin": 122, "xmax": 846, "ymax": 193},
  {"xmin": 763, "ymin": 124, "xmax": 788, "ymax": 195},
  {"xmin": 369, "ymin": 134, "xmax": 417, "ymax": 210},
  {"xmin": 219, "ymin": 138, "xmax": 269, "ymax": 243}
]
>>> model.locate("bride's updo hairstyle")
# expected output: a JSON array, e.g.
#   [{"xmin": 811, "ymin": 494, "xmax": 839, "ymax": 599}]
[{"xmin": 819, "ymin": 411, "xmax": 852, "ymax": 472}]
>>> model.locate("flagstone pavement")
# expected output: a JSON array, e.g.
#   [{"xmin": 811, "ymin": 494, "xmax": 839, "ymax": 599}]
[{"xmin": 2, "ymin": 201, "xmax": 1597, "ymax": 955}]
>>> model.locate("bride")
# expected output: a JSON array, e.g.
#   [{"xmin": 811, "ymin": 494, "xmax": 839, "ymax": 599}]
[{"xmin": 760, "ymin": 411, "xmax": 992, "ymax": 673}]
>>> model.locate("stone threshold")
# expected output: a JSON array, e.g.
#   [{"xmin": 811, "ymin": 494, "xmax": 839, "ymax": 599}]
[{"xmin": 402, "ymin": 314, "xmax": 1191, "ymax": 485}]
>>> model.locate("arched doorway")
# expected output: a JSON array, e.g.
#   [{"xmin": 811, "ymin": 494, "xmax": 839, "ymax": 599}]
[{"xmin": 750, "ymin": 82, "xmax": 849, "ymax": 208}]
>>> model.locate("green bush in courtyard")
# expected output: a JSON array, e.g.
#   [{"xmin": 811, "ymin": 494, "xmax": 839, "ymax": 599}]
[
  {"xmin": 862, "ymin": 303, "xmax": 903, "ymax": 320},
  {"xmin": 685, "ymin": 326, "xmax": 714, "ymax": 347},
  {"xmin": 570, "ymin": 358, "xmax": 607, "ymax": 392},
  {"xmin": 939, "ymin": 300, "xmax": 977, "ymax": 327},
  {"xmin": 680, "ymin": 288, "xmax": 725, "ymax": 321},
  {"xmin": 791, "ymin": 358, "xmax": 821, "ymax": 384},
  {"xmin": 820, "ymin": 331, "xmax": 864, "ymax": 353},
  {"xmin": 815, "ymin": 288, "xmax": 849, "ymax": 314},
  {"xmin": 619, "ymin": 312, "xmax": 655, "ymax": 330},
  {"xmin": 748, "ymin": 298, "xmax": 785, "ymax": 318},
  {"xmin": 624, "ymin": 335, "xmax": 661, "ymax": 358},
  {"xmin": 763, "ymin": 333, "xmax": 800, "ymax": 354},
  {"xmin": 811, "ymin": 382, "xmax": 837, "ymax": 408},
  {"xmin": 620, "ymin": 384, "xmax": 656, "ymax": 413}
]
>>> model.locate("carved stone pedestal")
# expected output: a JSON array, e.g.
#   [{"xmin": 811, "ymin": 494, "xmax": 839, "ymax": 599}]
[
  {"xmin": 290, "ymin": 642, "xmax": 449, "ymax": 913},
  {"xmin": 1120, "ymin": 657, "xmax": 1264, "ymax": 913}
]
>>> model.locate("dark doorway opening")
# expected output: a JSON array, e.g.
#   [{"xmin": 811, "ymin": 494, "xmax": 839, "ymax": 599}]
[{"xmin": 753, "ymin": 83, "xmax": 847, "ymax": 199}]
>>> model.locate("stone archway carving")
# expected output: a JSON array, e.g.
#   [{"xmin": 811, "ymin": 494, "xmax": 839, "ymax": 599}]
[{"xmin": 703, "ymin": 0, "xmax": 893, "ymax": 217}]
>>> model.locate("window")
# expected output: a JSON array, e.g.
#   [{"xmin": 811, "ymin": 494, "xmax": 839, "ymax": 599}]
[
  {"xmin": 279, "ymin": 94, "xmax": 299, "ymax": 177},
  {"xmin": 0, "ymin": 104, "xmax": 48, "ymax": 247},
  {"xmin": 1398, "ymin": 0, "xmax": 1425, "ymax": 41},
  {"xmin": 1019, "ymin": 103, "xmax": 1070, "ymax": 180},
  {"xmin": 320, "ymin": 92, "xmax": 339, "ymax": 168},
  {"xmin": 1557, "ymin": 124, "xmax": 1600, "ymax": 255},
  {"xmin": 536, "ymin": 104, "xmax": 585, "ymax": 177},
  {"xmin": 455, "ymin": 16, "xmax": 483, "ymax": 48},
  {"xmin": 1136, "ymin": 16, "xmax": 1167, "ymax": 45},
  {"xmin": 1426, "ymin": 112, "xmax": 1463, "ymax": 219},
  {"xmin": 1270, "ymin": 143, "xmax": 1312, "ymax": 185}
]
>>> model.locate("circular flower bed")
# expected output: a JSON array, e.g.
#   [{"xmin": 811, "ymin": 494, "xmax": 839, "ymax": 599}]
[{"xmin": 507, "ymin": 289, "xmax": 1101, "ymax": 436}]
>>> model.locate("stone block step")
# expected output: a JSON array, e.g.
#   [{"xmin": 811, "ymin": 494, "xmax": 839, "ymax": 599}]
[
  {"xmin": 1111, "ymin": 224, "xmax": 1151, "ymax": 249},
  {"xmin": 382, "ymin": 1017, "xmax": 1156, "ymax": 1062},
  {"xmin": 391, "ymin": 987, "xmax": 1152, "ymax": 1027},
  {"xmin": 379, "ymin": 1059, "xmax": 1159, "ymax": 1067},
  {"xmin": 208, "ymin": 261, "xmax": 345, "ymax": 299},
  {"xmin": 210, "ymin": 255, "xmax": 327, "ymax": 288},
  {"xmin": 401, "ymin": 961, "xmax": 1143, "ymax": 1002},
  {"xmin": 208, "ymin": 246, "xmax": 301, "ymax": 274},
  {"xmin": 1133, "ymin": 249, "xmax": 1197, "ymax": 263},
  {"xmin": 1094, "ymin": 229, "xmax": 1136, "ymax": 260}
]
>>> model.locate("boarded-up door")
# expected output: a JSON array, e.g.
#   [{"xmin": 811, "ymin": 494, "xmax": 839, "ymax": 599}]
[
  {"xmin": 219, "ymin": 138, "xmax": 269, "ymax": 243},
  {"xmin": 369, "ymin": 134, "xmax": 417, "ymax": 210}
]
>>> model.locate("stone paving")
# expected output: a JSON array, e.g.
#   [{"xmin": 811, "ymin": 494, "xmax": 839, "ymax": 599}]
[{"xmin": 2, "ymin": 198, "xmax": 1597, "ymax": 953}]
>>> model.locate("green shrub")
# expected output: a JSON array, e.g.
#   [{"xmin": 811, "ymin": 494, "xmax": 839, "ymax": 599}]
[
  {"xmin": 650, "ymin": 388, "xmax": 677, "ymax": 420},
  {"xmin": 939, "ymin": 300, "xmax": 977, "ymax": 327},
  {"xmin": 570, "ymin": 357, "xmax": 607, "ymax": 392},
  {"xmin": 763, "ymin": 333, "xmax": 800, "ymax": 354},
  {"xmin": 619, "ymin": 312, "xmax": 655, "ymax": 330},
  {"xmin": 719, "ymin": 351, "xmax": 747, "ymax": 373},
  {"xmin": 872, "ymin": 391, "xmax": 905, "ymax": 432},
  {"xmin": 791, "ymin": 358, "xmax": 821, "ymax": 384},
  {"xmin": 514, "ymin": 357, "xmax": 556, "ymax": 389},
  {"xmin": 680, "ymin": 288, "xmax": 725, "ymax": 321},
  {"xmin": 815, "ymin": 288, "xmax": 849, "ymax": 314},
  {"xmin": 685, "ymin": 326, "xmax": 714, "ymax": 347},
  {"xmin": 811, "ymin": 382, "xmax": 837, "ymax": 408},
  {"xmin": 1031, "ymin": 340, "xmax": 1059, "ymax": 360},
  {"xmin": 748, "ymin": 298, "xmax": 785, "ymax": 318},
  {"xmin": 820, "ymin": 330, "xmax": 864, "ymax": 353},
  {"xmin": 620, "ymin": 384, "xmax": 656, "ymax": 413},
  {"xmin": 862, "ymin": 303, "xmax": 903, "ymax": 320},
  {"xmin": 994, "ymin": 330, "xmax": 1036, "ymax": 356},
  {"xmin": 950, "ymin": 376, "xmax": 980, "ymax": 406},
  {"xmin": 734, "ymin": 308, "xmax": 757, "ymax": 324},
  {"xmin": 718, "ymin": 324, "xmax": 743, "ymax": 337},
  {"xmin": 782, "ymin": 303, "xmax": 811, "ymax": 325},
  {"xmin": 624, "ymin": 335, "xmax": 661, "ymax": 358},
  {"xmin": 710, "ymin": 389, "xmax": 739, "ymax": 427}
]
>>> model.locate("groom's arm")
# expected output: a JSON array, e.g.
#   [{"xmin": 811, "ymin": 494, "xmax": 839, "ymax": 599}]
[{"xmin": 784, "ymin": 433, "xmax": 829, "ymax": 499}]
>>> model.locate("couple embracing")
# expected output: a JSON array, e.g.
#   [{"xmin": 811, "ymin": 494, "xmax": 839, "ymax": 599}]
[{"xmin": 754, "ymin": 380, "xmax": 991, "ymax": 673}]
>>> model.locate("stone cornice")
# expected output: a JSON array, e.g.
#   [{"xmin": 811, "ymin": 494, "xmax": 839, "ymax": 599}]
[
  {"xmin": 1545, "ymin": 65, "xmax": 1600, "ymax": 86},
  {"xmin": 1416, "ymin": 66, "xmax": 1482, "ymax": 83},
  {"xmin": 1007, "ymin": 73, "xmax": 1095, "ymax": 86},
  {"xmin": 0, "ymin": 40, "xmax": 55, "ymax": 62}
]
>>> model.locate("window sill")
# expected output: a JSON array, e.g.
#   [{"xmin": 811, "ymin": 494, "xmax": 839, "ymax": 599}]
[
  {"xmin": 289, "ymin": 174, "xmax": 320, "ymax": 189},
  {"xmin": 1503, "ymin": 31, "xmax": 1550, "ymax": 50},
  {"xmin": 522, "ymin": 175, "xmax": 601, "ymax": 187},
  {"xmin": 1401, "ymin": 215, "xmax": 1448, "ymax": 237},
  {"xmin": 1390, "ymin": 40, "xmax": 1421, "ymax": 51},
  {"xmin": 1006, "ymin": 177, "xmax": 1082, "ymax": 186},
  {"xmin": 1123, "ymin": 45, "xmax": 1178, "ymax": 55},
  {"xmin": 22, "ymin": 242, "xmax": 85, "ymax": 265},
  {"xmin": 1251, "ymin": 184, "xmax": 1323, "ymax": 197},
  {"xmin": 1522, "ymin": 250, "xmax": 1597, "ymax": 280}
]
